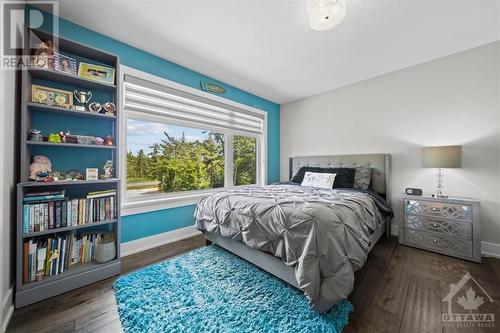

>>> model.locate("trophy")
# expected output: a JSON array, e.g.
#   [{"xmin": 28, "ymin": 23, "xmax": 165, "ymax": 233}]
[{"xmin": 73, "ymin": 90, "xmax": 92, "ymax": 111}]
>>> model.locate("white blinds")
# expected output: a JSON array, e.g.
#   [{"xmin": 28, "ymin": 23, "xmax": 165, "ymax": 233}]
[{"xmin": 124, "ymin": 75, "xmax": 264, "ymax": 134}]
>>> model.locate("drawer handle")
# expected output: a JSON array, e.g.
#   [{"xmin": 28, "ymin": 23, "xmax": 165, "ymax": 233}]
[
  {"xmin": 432, "ymin": 239, "xmax": 438, "ymax": 244},
  {"xmin": 432, "ymin": 223, "xmax": 438, "ymax": 228}
]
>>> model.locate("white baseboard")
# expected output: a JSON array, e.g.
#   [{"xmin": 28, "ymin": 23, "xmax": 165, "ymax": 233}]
[
  {"xmin": 1, "ymin": 286, "xmax": 13, "ymax": 333},
  {"xmin": 121, "ymin": 226, "xmax": 202, "ymax": 257},
  {"xmin": 390, "ymin": 223, "xmax": 500, "ymax": 259},
  {"xmin": 481, "ymin": 241, "xmax": 500, "ymax": 259}
]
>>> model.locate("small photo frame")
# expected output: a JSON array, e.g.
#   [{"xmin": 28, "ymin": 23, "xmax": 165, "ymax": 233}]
[
  {"xmin": 55, "ymin": 53, "xmax": 77, "ymax": 75},
  {"xmin": 85, "ymin": 168, "xmax": 99, "ymax": 180},
  {"xmin": 78, "ymin": 62, "xmax": 115, "ymax": 84},
  {"xmin": 31, "ymin": 84, "xmax": 73, "ymax": 109}
]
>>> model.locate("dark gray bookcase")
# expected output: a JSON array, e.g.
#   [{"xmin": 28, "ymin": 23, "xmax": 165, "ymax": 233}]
[{"xmin": 16, "ymin": 27, "xmax": 121, "ymax": 308}]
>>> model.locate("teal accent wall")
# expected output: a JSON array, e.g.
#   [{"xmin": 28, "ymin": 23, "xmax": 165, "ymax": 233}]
[{"xmin": 32, "ymin": 8, "xmax": 280, "ymax": 243}]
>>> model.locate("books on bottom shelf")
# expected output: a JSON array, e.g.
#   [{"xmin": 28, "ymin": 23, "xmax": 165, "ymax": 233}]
[
  {"xmin": 23, "ymin": 232, "xmax": 115, "ymax": 284},
  {"xmin": 23, "ymin": 190, "xmax": 117, "ymax": 234}
]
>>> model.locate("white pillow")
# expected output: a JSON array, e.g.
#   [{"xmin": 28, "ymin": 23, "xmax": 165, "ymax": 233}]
[{"xmin": 300, "ymin": 172, "xmax": 336, "ymax": 189}]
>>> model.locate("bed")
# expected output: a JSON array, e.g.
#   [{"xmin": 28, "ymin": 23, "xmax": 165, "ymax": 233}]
[{"xmin": 194, "ymin": 154, "xmax": 392, "ymax": 312}]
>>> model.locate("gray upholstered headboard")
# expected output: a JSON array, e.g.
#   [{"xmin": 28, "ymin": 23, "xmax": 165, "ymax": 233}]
[{"xmin": 289, "ymin": 154, "xmax": 392, "ymax": 203}]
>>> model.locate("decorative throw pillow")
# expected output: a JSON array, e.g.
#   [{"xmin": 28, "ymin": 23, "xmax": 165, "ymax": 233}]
[
  {"xmin": 291, "ymin": 167, "xmax": 355, "ymax": 188},
  {"xmin": 353, "ymin": 166, "xmax": 372, "ymax": 190},
  {"xmin": 301, "ymin": 172, "xmax": 336, "ymax": 189}
]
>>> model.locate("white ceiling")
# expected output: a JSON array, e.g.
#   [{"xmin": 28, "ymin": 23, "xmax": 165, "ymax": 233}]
[{"xmin": 57, "ymin": 0, "xmax": 499, "ymax": 104}]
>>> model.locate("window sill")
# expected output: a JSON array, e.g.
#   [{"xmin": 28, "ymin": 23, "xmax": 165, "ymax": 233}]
[{"xmin": 121, "ymin": 191, "xmax": 210, "ymax": 216}]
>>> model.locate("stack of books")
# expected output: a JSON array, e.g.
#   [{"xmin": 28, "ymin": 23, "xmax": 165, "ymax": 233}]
[
  {"xmin": 23, "ymin": 190, "xmax": 117, "ymax": 234},
  {"xmin": 23, "ymin": 232, "xmax": 113, "ymax": 283}
]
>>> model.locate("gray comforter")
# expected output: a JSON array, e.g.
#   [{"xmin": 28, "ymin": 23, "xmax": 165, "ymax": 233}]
[{"xmin": 194, "ymin": 184, "xmax": 392, "ymax": 312}]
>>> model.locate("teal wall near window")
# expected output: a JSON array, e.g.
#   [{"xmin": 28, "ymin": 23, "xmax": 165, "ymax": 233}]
[{"xmin": 32, "ymin": 8, "xmax": 280, "ymax": 243}]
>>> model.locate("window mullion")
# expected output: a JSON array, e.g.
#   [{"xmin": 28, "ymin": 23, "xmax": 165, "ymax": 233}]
[{"xmin": 225, "ymin": 134, "xmax": 234, "ymax": 187}]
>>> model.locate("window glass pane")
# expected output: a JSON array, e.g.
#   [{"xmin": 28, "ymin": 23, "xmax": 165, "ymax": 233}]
[
  {"xmin": 127, "ymin": 119, "xmax": 224, "ymax": 197},
  {"xmin": 233, "ymin": 135, "xmax": 257, "ymax": 186}
]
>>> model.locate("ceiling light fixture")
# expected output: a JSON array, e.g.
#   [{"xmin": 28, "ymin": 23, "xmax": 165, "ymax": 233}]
[{"xmin": 306, "ymin": 0, "xmax": 346, "ymax": 31}]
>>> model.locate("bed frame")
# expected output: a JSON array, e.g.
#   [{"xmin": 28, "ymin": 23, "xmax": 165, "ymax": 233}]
[{"xmin": 205, "ymin": 153, "xmax": 392, "ymax": 289}]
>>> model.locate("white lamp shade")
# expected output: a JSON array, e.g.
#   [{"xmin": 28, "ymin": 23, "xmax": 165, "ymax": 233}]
[
  {"xmin": 422, "ymin": 146, "xmax": 462, "ymax": 168},
  {"xmin": 307, "ymin": 0, "xmax": 346, "ymax": 31}
]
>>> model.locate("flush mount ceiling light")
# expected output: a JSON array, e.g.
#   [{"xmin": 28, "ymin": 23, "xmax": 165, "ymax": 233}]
[{"xmin": 306, "ymin": 0, "xmax": 346, "ymax": 31}]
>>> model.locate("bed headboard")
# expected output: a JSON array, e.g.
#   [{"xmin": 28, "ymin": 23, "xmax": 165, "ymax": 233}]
[{"xmin": 289, "ymin": 153, "xmax": 392, "ymax": 203}]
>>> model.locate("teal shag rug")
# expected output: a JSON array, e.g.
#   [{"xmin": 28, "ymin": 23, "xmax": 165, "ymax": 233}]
[{"xmin": 113, "ymin": 245, "xmax": 352, "ymax": 333}]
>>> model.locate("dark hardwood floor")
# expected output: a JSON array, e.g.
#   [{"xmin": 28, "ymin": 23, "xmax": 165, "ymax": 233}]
[{"xmin": 7, "ymin": 235, "xmax": 500, "ymax": 333}]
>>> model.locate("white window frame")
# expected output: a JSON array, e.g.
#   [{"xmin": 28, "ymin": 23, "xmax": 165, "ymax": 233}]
[{"xmin": 119, "ymin": 65, "xmax": 267, "ymax": 216}]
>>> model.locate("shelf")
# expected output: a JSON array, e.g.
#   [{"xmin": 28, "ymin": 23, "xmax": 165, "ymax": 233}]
[
  {"xmin": 23, "ymin": 219, "xmax": 118, "ymax": 238},
  {"xmin": 27, "ymin": 141, "xmax": 116, "ymax": 150},
  {"xmin": 19, "ymin": 179, "xmax": 120, "ymax": 187},
  {"xmin": 29, "ymin": 67, "xmax": 117, "ymax": 91},
  {"xmin": 27, "ymin": 103, "xmax": 116, "ymax": 119},
  {"xmin": 20, "ymin": 259, "xmax": 120, "ymax": 291}
]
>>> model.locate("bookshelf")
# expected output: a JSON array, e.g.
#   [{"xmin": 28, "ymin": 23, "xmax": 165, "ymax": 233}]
[{"xmin": 16, "ymin": 27, "xmax": 121, "ymax": 308}]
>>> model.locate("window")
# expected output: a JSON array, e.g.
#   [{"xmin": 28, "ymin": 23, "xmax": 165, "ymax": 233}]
[
  {"xmin": 126, "ymin": 119, "xmax": 225, "ymax": 198},
  {"xmin": 233, "ymin": 135, "xmax": 256, "ymax": 186},
  {"xmin": 121, "ymin": 68, "xmax": 266, "ymax": 213}
]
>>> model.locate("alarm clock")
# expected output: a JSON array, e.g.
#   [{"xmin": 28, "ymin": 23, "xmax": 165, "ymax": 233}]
[{"xmin": 405, "ymin": 188, "xmax": 423, "ymax": 196}]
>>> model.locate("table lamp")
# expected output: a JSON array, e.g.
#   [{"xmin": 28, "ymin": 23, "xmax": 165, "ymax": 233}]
[{"xmin": 422, "ymin": 145, "xmax": 462, "ymax": 198}]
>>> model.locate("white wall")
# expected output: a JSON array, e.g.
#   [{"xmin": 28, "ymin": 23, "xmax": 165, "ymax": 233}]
[
  {"xmin": 280, "ymin": 42, "xmax": 500, "ymax": 245},
  {"xmin": 0, "ymin": 65, "xmax": 18, "ymax": 332}
]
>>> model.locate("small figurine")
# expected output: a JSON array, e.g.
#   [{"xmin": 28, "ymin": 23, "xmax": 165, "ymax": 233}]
[
  {"xmin": 64, "ymin": 170, "xmax": 85, "ymax": 181},
  {"xmin": 94, "ymin": 137, "xmax": 104, "ymax": 145},
  {"xmin": 102, "ymin": 160, "xmax": 113, "ymax": 179},
  {"xmin": 29, "ymin": 155, "xmax": 52, "ymax": 181},
  {"xmin": 48, "ymin": 133, "xmax": 62, "ymax": 143},
  {"xmin": 28, "ymin": 129, "xmax": 42, "ymax": 142},
  {"xmin": 104, "ymin": 136, "xmax": 113, "ymax": 146}
]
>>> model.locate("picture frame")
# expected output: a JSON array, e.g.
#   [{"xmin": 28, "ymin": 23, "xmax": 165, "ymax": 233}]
[
  {"xmin": 78, "ymin": 62, "xmax": 116, "ymax": 84},
  {"xmin": 55, "ymin": 53, "xmax": 77, "ymax": 75},
  {"xmin": 31, "ymin": 84, "xmax": 73, "ymax": 109},
  {"xmin": 85, "ymin": 168, "xmax": 99, "ymax": 180}
]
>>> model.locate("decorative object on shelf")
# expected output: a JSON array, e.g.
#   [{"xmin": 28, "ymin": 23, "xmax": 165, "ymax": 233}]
[
  {"xmin": 73, "ymin": 90, "xmax": 93, "ymax": 111},
  {"xmin": 75, "ymin": 134, "xmax": 95, "ymax": 145},
  {"xmin": 93, "ymin": 137, "xmax": 104, "ymax": 145},
  {"xmin": 78, "ymin": 62, "xmax": 116, "ymax": 84},
  {"xmin": 422, "ymin": 145, "xmax": 462, "ymax": 198},
  {"xmin": 64, "ymin": 131, "xmax": 78, "ymax": 144},
  {"xmin": 200, "ymin": 81, "xmax": 226, "ymax": 94},
  {"xmin": 47, "ymin": 132, "xmax": 62, "ymax": 143},
  {"xmin": 306, "ymin": 0, "xmax": 346, "ymax": 31},
  {"xmin": 64, "ymin": 170, "xmax": 85, "ymax": 181},
  {"xmin": 102, "ymin": 160, "xmax": 113, "ymax": 180},
  {"xmin": 32, "ymin": 85, "xmax": 73, "ymax": 109},
  {"xmin": 88, "ymin": 102, "xmax": 102, "ymax": 113},
  {"xmin": 102, "ymin": 102, "xmax": 116, "ymax": 115},
  {"xmin": 54, "ymin": 53, "xmax": 77, "ymax": 75},
  {"xmin": 95, "ymin": 234, "xmax": 117, "ymax": 263},
  {"xmin": 85, "ymin": 168, "xmax": 99, "ymax": 180},
  {"xmin": 29, "ymin": 155, "xmax": 52, "ymax": 181},
  {"xmin": 28, "ymin": 129, "xmax": 42, "ymax": 142},
  {"xmin": 32, "ymin": 41, "xmax": 55, "ymax": 69},
  {"xmin": 51, "ymin": 171, "xmax": 62, "ymax": 181},
  {"xmin": 104, "ymin": 136, "xmax": 114, "ymax": 146}
]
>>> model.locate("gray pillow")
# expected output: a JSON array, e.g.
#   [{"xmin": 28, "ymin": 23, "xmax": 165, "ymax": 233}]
[{"xmin": 353, "ymin": 166, "xmax": 372, "ymax": 190}]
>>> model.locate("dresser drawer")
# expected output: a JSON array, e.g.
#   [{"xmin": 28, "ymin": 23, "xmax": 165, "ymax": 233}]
[
  {"xmin": 404, "ymin": 229, "xmax": 472, "ymax": 258},
  {"xmin": 405, "ymin": 215, "xmax": 472, "ymax": 239},
  {"xmin": 405, "ymin": 199, "xmax": 472, "ymax": 221}
]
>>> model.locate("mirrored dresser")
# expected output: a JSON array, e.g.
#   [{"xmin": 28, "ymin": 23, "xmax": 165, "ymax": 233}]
[{"xmin": 400, "ymin": 195, "xmax": 481, "ymax": 262}]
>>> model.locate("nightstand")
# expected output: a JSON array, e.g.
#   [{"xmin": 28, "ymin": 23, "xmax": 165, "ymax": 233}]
[{"xmin": 399, "ymin": 195, "xmax": 481, "ymax": 262}]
